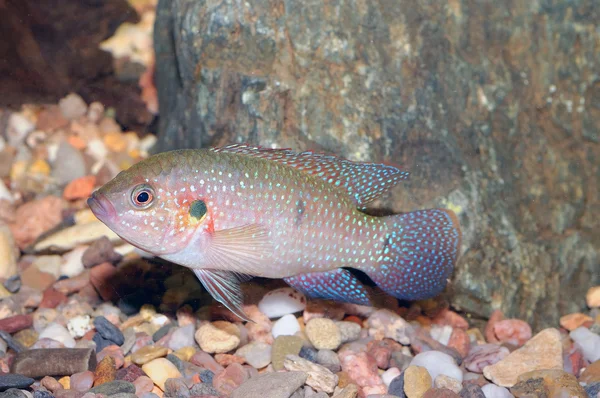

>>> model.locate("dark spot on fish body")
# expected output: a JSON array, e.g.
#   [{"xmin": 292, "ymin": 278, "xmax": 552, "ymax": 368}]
[
  {"xmin": 190, "ymin": 200, "xmax": 207, "ymax": 220},
  {"xmin": 295, "ymin": 199, "xmax": 306, "ymax": 228}
]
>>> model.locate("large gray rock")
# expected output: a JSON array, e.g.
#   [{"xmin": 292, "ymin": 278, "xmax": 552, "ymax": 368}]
[{"xmin": 154, "ymin": 0, "xmax": 600, "ymax": 329}]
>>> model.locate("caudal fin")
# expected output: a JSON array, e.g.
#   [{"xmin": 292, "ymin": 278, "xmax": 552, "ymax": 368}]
[{"xmin": 363, "ymin": 209, "xmax": 462, "ymax": 301}]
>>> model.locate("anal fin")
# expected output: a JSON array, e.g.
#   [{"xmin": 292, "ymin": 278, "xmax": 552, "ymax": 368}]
[
  {"xmin": 193, "ymin": 269, "xmax": 253, "ymax": 322},
  {"xmin": 284, "ymin": 268, "xmax": 372, "ymax": 306}
]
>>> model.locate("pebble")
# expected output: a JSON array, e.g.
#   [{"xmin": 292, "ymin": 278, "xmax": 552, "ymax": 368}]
[
  {"xmin": 59, "ymin": 93, "xmax": 88, "ymax": 120},
  {"xmin": 272, "ymin": 335, "xmax": 304, "ymax": 370},
  {"xmin": 230, "ymin": 371, "xmax": 308, "ymax": 398},
  {"xmin": 381, "ymin": 367, "xmax": 401, "ymax": 387},
  {"xmin": 459, "ymin": 384, "xmax": 485, "ymax": 398},
  {"xmin": 195, "ymin": 321, "xmax": 241, "ymax": 354},
  {"xmin": 0, "ymin": 225, "xmax": 18, "ymax": 279},
  {"xmin": 167, "ymin": 324, "xmax": 195, "ymax": 351},
  {"xmin": 67, "ymin": 315, "xmax": 94, "ymax": 338},
  {"xmin": 306, "ymin": 318, "xmax": 341, "ymax": 350},
  {"xmin": 0, "ymin": 374, "xmax": 35, "ymax": 392},
  {"xmin": 304, "ymin": 301, "xmax": 345, "ymax": 322},
  {"xmin": 587, "ymin": 286, "xmax": 600, "ymax": 308},
  {"xmin": 245, "ymin": 305, "xmax": 274, "ymax": 344},
  {"xmin": 213, "ymin": 363, "xmax": 249, "ymax": 396},
  {"xmin": 131, "ymin": 345, "xmax": 168, "ymax": 365},
  {"xmin": 97, "ymin": 345, "xmax": 125, "ymax": 369},
  {"xmin": 141, "ymin": 358, "xmax": 182, "ymax": 390},
  {"xmin": 39, "ymin": 323, "xmax": 76, "ymax": 348},
  {"xmin": 410, "ymin": 351, "xmax": 463, "ymax": 383},
  {"xmin": 336, "ymin": 321, "xmax": 362, "ymax": 343},
  {"xmin": 235, "ymin": 341, "xmax": 272, "ymax": 368},
  {"xmin": 447, "ymin": 328, "xmax": 471, "ymax": 359},
  {"xmin": 89, "ymin": 262, "xmax": 119, "ymax": 301},
  {"xmin": 53, "ymin": 271, "xmax": 90, "ymax": 295},
  {"xmin": 483, "ymin": 328, "xmax": 563, "ymax": 387},
  {"xmin": 133, "ymin": 376, "xmax": 154, "ymax": 395},
  {"xmin": 339, "ymin": 351, "xmax": 386, "ymax": 395},
  {"xmin": 299, "ymin": 346, "xmax": 319, "ymax": 362},
  {"xmin": 10, "ymin": 196, "xmax": 64, "ymax": 249},
  {"xmin": 163, "ymin": 378, "xmax": 190, "ymax": 398},
  {"xmin": 39, "ymin": 287, "xmax": 68, "ymax": 309},
  {"xmin": 189, "ymin": 383, "xmax": 219, "ymax": 396},
  {"xmin": 284, "ymin": 354, "xmax": 338, "ymax": 393},
  {"xmin": 189, "ymin": 350, "xmax": 224, "ymax": 374},
  {"xmin": 70, "ymin": 371, "xmax": 94, "ymax": 392},
  {"xmin": 94, "ymin": 355, "xmax": 117, "ymax": 386},
  {"xmin": 463, "ymin": 344, "xmax": 510, "ymax": 373},
  {"xmin": 60, "ymin": 247, "xmax": 87, "ymax": 278},
  {"xmin": 332, "ymin": 384, "xmax": 359, "ymax": 398},
  {"xmin": 82, "ymin": 237, "xmax": 122, "ymax": 268},
  {"xmin": 404, "ymin": 365, "xmax": 432, "ymax": 398},
  {"xmin": 272, "ymin": 314, "xmax": 301, "ymax": 338},
  {"xmin": 2, "ymin": 388, "xmax": 28, "ymax": 398},
  {"xmin": 511, "ymin": 369, "xmax": 586, "ymax": 398},
  {"xmin": 492, "ymin": 319, "xmax": 532, "ymax": 347},
  {"xmin": 480, "ymin": 384, "xmax": 513, "ymax": 397},
  {"xmin": 367, "ymin": 339, "xmax": 402, "ymax": 369},
  {"xmin": 121, "ymin": 328, "xmax": 136, "ymax": 355},
  {"xmin": 7, "ymin": 113, "xmax": 34, "ymax": 147},
  {"xmin": 52, "ymin": 142, "xmax": 87, "ymax": 186},
  {"xmin": 115, "ymin": 364, "xmax": 146, "ymax": 383},
  {"xmin": 90, "ymin": 380, "xmax": 135, "ymax": 395},
  {"xmin": 64, "ymin": 176, "xmax": 96, "ymax": 201},
  {"xmin": 0, "ymin": 314, "xmax": 33, "ymax": 334},
  {"xmin": 316, "ymin": 349, "xmax": 341, "ymax": 373},
  {"xmin": 434, "ymin": 375, "xmax": 462, "ymax": 394},
  {"xmin": 93, "ymin": 333, "xmax": 114, "ymax": 353},
  {"xmin": 366, "ymin": 309, "xmax": 413, "ymax": 345},
  {"xmin": 430, "ymin": 325, "xmax": 453, "ymax": 346},
  {"xmin": 570, "ymin": 326, "xmax": 600, "ymax": 362},
  {"xmin": 258, "ymin": 287, "xmax": 307, "ymax": 318},
  {"xmin": 4, "ymin": 275, "xmax": 21, "ymax": 294},
  {"xmin": 94, "ymin": 316, "xmax": 125, "ymax": 346}
]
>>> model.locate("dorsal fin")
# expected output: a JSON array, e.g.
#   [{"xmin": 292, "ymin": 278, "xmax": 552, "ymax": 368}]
[{"xmin": 211, "ymin": 144, "xmax": 409, "ymax": 208}]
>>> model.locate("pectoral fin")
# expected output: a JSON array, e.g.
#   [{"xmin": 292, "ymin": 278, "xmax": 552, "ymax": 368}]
[{"xmin": 193, "ymin": 269, "xmax": 254, "ymax": 322}]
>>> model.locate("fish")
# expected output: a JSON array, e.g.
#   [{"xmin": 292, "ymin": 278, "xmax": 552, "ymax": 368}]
[{"xmin": 88, "ymin": 144, "xmax": 461, "ymax": 321}]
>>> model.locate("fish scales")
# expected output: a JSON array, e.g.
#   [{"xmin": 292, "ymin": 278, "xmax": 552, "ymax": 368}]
[{"xmin": 88, "ymin": 145, "xmax": 462, "ymax": 321}]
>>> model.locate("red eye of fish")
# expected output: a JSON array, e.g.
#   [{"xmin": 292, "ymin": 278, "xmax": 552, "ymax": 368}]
[{"xmin": 131, "ymin": 185, "xmax": 154, "ymax": 208}]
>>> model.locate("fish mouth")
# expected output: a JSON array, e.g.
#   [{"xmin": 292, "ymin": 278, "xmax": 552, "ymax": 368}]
[{"xmin": 87, "ymin": 191, "xmax": 116, "ymax": 222}]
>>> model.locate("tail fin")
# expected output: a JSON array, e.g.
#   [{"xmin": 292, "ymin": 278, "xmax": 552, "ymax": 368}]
[{"xmin": 362, "ymin": 209, "xmax": 462, "ymax": 301}]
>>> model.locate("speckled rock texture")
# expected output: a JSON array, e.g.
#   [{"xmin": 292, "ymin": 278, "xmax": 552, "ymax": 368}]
[{"xmin": 153, "ymin": 0, "xmax": 600, "ymax": 329}]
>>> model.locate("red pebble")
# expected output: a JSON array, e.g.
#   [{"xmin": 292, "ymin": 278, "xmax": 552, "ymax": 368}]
[
  {"xmin": 432, "ymin": 309, "xmax": 469, "ymax": 330},
  {"xmin": 492, "ymin": 319, "xmax": 532, "ymax": 346},
  {"xmin": 343, "ymin": 315, "xmax": 363, "ymax": 326},
  {"xmin": 484, "ymin": 310, "xmax": 504, "ymax": 343},
  {"xmin": 447, "ymin": 328, "xmax": 471, "ymax": 358},
  {"xmin": 340, "ymin": 351, "xmax": 386, "ymax": 396},
  {"xmin": 215, "ymin": 354, "xmax": 246, "ymax": 366},
  {"xmin": 89, "ymin": 262, "xmax": 118, "ymax": 301},
  {"xmin": 213, "ymin": 363, "xmax": 248, "ymax": 396},
  {"xmin": 366, "ymin": 339, "xmax": 402, "ymax": 369},
  {"xmin": 39, "ymin": 287, "xmax": 68, "ymax": 309},
  {"xmin": 97, "ymin": 345, "xmax": 125, "ymax": 369},
  {"xmin": 190, "ymin": 350, "xmax": 225, "ymax": 374},
  {"xmin": 116, "ymin": 364, "xmax": 147, "ymax": 382},
  {"xmin": 0, "ymin": 314, "xmax": 33, "ymax": 333}
]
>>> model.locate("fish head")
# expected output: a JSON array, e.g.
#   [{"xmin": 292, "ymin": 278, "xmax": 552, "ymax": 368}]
[{"xmin": 88, "ymin": 156, "xmax": 203, "ymax": 255}]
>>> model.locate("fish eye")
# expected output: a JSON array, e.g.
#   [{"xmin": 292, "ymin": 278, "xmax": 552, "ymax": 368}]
[{"xmin": 131, "ymin": 185, "xmax": 154, "ymax": 208}]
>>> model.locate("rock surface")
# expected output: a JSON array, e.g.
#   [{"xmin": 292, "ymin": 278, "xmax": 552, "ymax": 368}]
[{"xmin": 153, "ymin": 0, "xmax": 600, "ymax": 329}]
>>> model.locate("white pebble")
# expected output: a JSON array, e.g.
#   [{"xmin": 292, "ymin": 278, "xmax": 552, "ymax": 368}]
[
  {"xmin": 60, "ymin": 246, "xmax": 87, "ymax": 277},
  {"xmin": 430, "ymin": 325, "xmax": 453, "ymax": 346},
  {"xmin": 39, "ymin": 323, "xmax": 76, "ymax": 348},
  {"xmin": 481, "ymin": 384, "xmax": 514, "ymax": 398},
  {"xmin": 67, "ymin": 315, "xmax": 93, "ymax": 338},
  {"xmin": 0, "ymin": 180, "xmax": 13, "ymax": 203},
  {"xmin": 570, "ymin": 326, "xmax": 600, "ymax": 362},
  {"xmin": 272, "ymin": 314, "xmax": 301, "ymax": 338},
  {"xmin": 87, "ymin": 139, "xmax": 108, "ymax": 161},
  {"xmin": 410, "ymin": 351, "xmax": 463, "ymax": 382},
  {"xmin": 59, "ymin": 93, "xmax": 88, "ymax": 120},
  {"xmin": 381, "ymin": 367, "xmax": 401, "ymax": 387},
  {"xmin": 258, "ymin": 287, "xmax": 306, "ymax": 318},
  {"xmin": 7, "ymin": 113, "xmax": 34, "ymax": 146}
]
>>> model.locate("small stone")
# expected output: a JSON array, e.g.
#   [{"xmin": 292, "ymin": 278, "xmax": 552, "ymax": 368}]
[
  {"xmin": 434, "ymin": 375, "xmax": 462, "ymax": 394},
  {"xmin": 447, "ymin": 328, "xmax": 471, "ymax": 359},
  {"xmin": 89, "ymin": 380, "xmax": 135, "ymax": 395},
  {"xmin": 483, "ymin": 328, "xmax": 563, "ymax": 387},
  {"xmin": 484, "ymin": 310, "xmax": 504, "ymax": 344},
  {"xmin": 284, "ymin": 354, "xmax": 338, "ymax": 393},
  {"xmin": 404, "ymin": 365, "xmax": 432, "ymax": 398},
  {"xmin": 9, "ymin": 196, "xmax": 65, "ymax": 250},
  {"xmin": 115, "ymin": 364, "xmax": 146, "ymax": 383},
  {"xmin": 4, "ymin": 275, "xmax": 21, "ymax": 294},
  {"xmin": 6, "ymin": 113, "xmax": 34, "ymax": 146},
  {"xmin": 94, "ymin": 316, "xmax": 125, "ymax": 346},
  {"xmin": 410, "ymin": 351, "xmax": 463, "ymax": 383},
  {"xmin": 0, "ymin": 225, "xmax": 18, "ymax": 280},
  {"xmin": 94, "ymin": 355, "xmax": 117, "ymax": 386},
  {"xmin": 93, "ymin": 333, "xmax": 114, "ymax": 353},
  {"xmin": 272, "ymin": 335, "xmax": 304, "ymax": 371},
  {"xmin": 480, "ymin": 384, "xmax": 513, "ymax": 397},
  {"xmin": 12, "ymin": 329, "xmax": 38, "ymax": 348},
  {"xmin": 245, "ymin": 305, "xmax": 273, "ymax": 344},
  {"xmin": 163, "ymin": 378, "xmax": 190, "ymax": 398},
  {"xmin": 98, "ymin": 345, "xmax": 125, "ymax": 369},
  {"xmin": 303, "ymin": 301, "xmax": 345, "ymax": 322},
  {"xmin": 316, "ymin": 350, "xmax": 341, "ymax": 373},
  {"xmin": 68, "ymin": 315, "xmax": 94, "ymax": 338},
  {"xmin": 133, "ymin": 376, "xmax": 154, "ymax": 395},
  {"xmin": 0, "ymin": 374, "xmax": 34, "ymax": 392},
  {"xmin": 2, "ymin": 388, "xmax": 27, "ymax": 398},
  {"xmin": 89, "ymin": 263, "xmax": 118, "ymax": 301},
  {"xmin": 39, "ymin": 287, "xmax": 68, "ymax": 309},
  {"xmin": 171, "ymin": 346, "xmax": 196, "ymax": 362},
  {"xmin": 189, "ymin": 350, "xmax": 224, "ymax": 374},
  {"xmin": 58, "ymin": 376, "xmax": 70, "ymax": 390},
  {"xmin": 189, "ymin": 383, "xmax": 219, "ymax": 396},
  {"xmin": 195, "ymin": 321, "xmax": 240, "ymax": 354},
  {"xmin": 459, "ymin": 384, "xmax": 485, "ymax": 398},
  {"xmin": 41, "ymin": 376, "xmax": 63, "ymax": 392},
  {"xmin": 53, "ymin": 271, "xmax": 90, "ymax": 295},
  {"xmin": 492, "ymin": 319, "xmax": 532, "ymax": 347},
  {"xmin": 511, "ymin": 369, "xmax": 585, "ymax": 398},
  {"xmin": 64, "ymin": 176, "xmax": 96, "ymax": 201},
  {"xmin": 423, "ymin": 388, "xmax": 460, "ymax": 398},
  {"xmin": 141, "ymin": 358, "xmax": 182, "ymax": 390},
  {"xmin": 306, "ymin": 318, "xmax": 341, "ymax": 350},
  {"xmin": 587, "ymin": 286, "xmax": 600, "ymax": 308},
  {"xmin": 300, "ymin": 346, "xmax": 318, "ymax": 363},
  {"xmin": 33, "ymin": 392, "xmax": 53, "ymax": 398},
  {"xmin": 30, "ymin": 338, "xmax": 64, "ymax": 349},
  {"xmin": 570, "ymin": 326, "xmax": 600, "ymax": 363},
  {"xmin": 131, "ymin": 345, "xmax": 168, "ymax": 365},
  {"xmin": 236, "ymin": 341, "xmax": 272, "ymax": 368},
  {"xmin": 167, "ymin": 324, "xmax": 195, "ymax": 351},
  {"xmin": 258, "ymin": 287, "xmax": 307, "ymax": 318},
  {"xmin": 0, "ymin": 315, "xmax": 33, "ymax": 334},
  {"xmin": 199, "ymin": 369, "xmax": 215, "ymax": 384},
  {"xmin": 367, "ymin": 339, "xmax": 402, "ymax": 369},
  {"xmin": 584, "ymin": 382, "xmax": 600, "ymax": 398},
  {"xmin": 339, "ymin": 351, "xmax": 385, "ymax": 396},
  {"xmin": 332, "ymin": 383, "xmax": 359, "ymax": 398},
  {"xmin": 464, "ymin": 344, "xmax": 510, "ymax": 373},
  {"xmin": 215, "ymin": 353, "xmax": 245, "ymax": 366},
  {"xmin": 59, "ymin": 93, "xmax": 88, "ymax": 120},
  {"xmin": 52, "ymin": 142, "xmax": 87, "ymax": 186},
  {"xmin": 230, "ymin": 371, "xmax": 308, "ymax": 398},
  {"xmin": 382, "ymin": 367, "xmax": 401, "ymax": 388},
  {"xmin": 82, "ymin": 237, "xmax": 122, "ymax": 268},
  {"xmin": 366, "ymin": 309, "xmax": 413, "ymax": 345},
  {"xmin": 559, "ymin": 313, "xmax": 593, "ymax": 331},
  {"xmin": 213, "ymin": 363, "xmax": 249, "ymax": 396},
  {"xmin": 39, "ymin": 323, "xmax": 76, "ymax": 348},
  {"xmin": 272, "ymin": 314, "xmax": 301, "ymax": 338},
  {"xmin": 71, "ymin": 371, "xmax": 94, "ymax": 392},
  {"xmin": 336, "ymin": 321, "xmax": 361, "ymax": 343}
]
